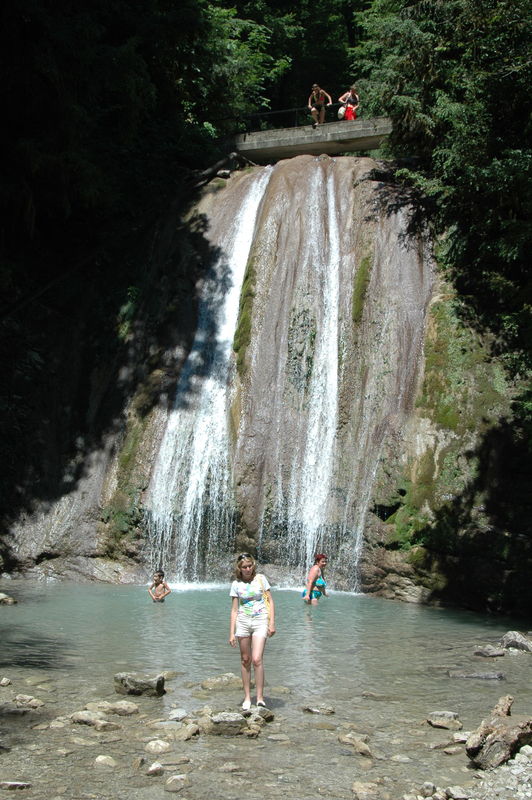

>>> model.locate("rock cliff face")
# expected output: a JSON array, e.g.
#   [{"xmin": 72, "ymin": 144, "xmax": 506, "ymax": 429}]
[
  {"xmin": 4, "ymin": 155, "xmax": 529, "ymax": 616},
  {"xmin": 230, "ymin": 156, "xmax": 433, "ymax": 583}
]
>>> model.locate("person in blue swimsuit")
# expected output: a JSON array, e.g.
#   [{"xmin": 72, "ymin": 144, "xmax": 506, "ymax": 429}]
[{"xmin": 302, "ymin": 553, "xmax": 328, "ymax": 605}]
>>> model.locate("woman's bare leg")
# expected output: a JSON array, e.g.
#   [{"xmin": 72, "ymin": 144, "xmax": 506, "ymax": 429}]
[
  {"xmin": 251, "ymin": 634, "xmax": 267, "ymax": 703},
  {"xmin": 238, "ymin": 636, "xmax": 252, "ymax": 703}
]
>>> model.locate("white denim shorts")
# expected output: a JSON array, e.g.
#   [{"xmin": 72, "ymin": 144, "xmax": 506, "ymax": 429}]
[{"xmin": 235, "ymin": 613, "xmax": 268, "ymax": 638}]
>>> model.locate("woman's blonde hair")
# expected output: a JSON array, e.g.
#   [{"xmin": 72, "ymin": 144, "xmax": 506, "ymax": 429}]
[{"xmin": 234, "ymin": 553, "xmax": 257, "ymax": 580}]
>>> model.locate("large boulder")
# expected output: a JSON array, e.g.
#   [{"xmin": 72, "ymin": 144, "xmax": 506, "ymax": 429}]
[
  {"xmin": 114, "ymin": 672, "xmax": 165, "ymax": 696},
  {"xmin": 466, "ymin": 695, "xmax": 532, "ymax": 769},
  {"xmin": 500, "ymin": 631, "xmax": 532, "ymax": 652},
  {"xmin": 209, "ymin": 711, "xmax": 249, "ymax": 736}
]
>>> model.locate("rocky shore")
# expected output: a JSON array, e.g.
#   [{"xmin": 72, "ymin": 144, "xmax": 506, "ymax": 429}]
[{"xmin": 1, "ymin": 658, "xmax": 531, "ymax": 800}]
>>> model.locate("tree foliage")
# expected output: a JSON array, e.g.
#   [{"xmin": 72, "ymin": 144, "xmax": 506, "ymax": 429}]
[{"xmin": 353, "ymin": 0, "xmax": 532, "ymax": 369}]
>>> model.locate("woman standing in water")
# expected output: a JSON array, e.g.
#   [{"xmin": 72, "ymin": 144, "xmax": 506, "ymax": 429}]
[
  {"xmin": 302, "ymin": 553, "xmax": 328, "ymax": 605},
  {"xmin": 229, "ymin": 553, "xmax": 275, "ymax": 710}
]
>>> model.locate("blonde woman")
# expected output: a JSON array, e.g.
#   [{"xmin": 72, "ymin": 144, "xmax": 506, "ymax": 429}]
[{"xmin": 229, "ymin": 553, "xmax": 275, "ymax": 710}]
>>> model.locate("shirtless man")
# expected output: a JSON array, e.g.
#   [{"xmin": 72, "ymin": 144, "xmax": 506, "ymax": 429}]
[{"xmin": 148, "ymin": 570, "xmax": 171, "ymax": 602}]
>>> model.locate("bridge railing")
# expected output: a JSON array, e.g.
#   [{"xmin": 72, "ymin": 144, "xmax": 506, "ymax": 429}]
[{"xmin": 241, "ymin": 102, "xmax": 350, "ymax": 133}]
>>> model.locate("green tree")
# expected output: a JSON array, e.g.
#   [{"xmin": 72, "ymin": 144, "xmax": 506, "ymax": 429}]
[{"xmin": 353, "ymin": 0, "xmax": 531, "ymax": 364}]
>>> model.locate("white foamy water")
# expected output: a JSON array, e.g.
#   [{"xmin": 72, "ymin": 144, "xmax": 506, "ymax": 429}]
[
  {"xmin": 146, "ymin": 168, "xmax": 272, "ymax": 579},
  {"xmin": 282, "ymin": 168, "xmax": 341, "ymax": 567}
]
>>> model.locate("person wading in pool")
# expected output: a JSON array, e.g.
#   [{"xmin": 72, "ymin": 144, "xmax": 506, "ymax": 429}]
[
  {"xmin": 148, "ymin": 570, "xmax": 171, "ymax": 602},
  {"xmin": 302, "ymin": 553, "xmax": 328, "ymax": 605},
  {"xmin": 229, "ymin": 553, "xmax": 275, "ymax": 710}
]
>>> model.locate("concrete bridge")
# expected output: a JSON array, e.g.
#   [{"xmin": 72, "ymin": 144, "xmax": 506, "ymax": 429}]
[{"xmin": 233, "ymin": 116, "xmax": 392, "ymax": 163}]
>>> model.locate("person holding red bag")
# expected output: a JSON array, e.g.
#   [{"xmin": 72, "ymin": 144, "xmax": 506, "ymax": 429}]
[{"xmin": 338, "ymin": 85, "xmax": 360, "ymax": 120}]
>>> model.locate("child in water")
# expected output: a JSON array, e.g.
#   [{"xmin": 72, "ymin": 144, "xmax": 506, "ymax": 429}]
[{"xmin": 148, "ymin": 570, "xmax": 171, "ymax": 603}]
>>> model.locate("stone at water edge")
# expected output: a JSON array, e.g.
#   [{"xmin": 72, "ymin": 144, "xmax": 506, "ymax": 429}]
[
  {"xmin": 71, "ymin": 710, "xmax": 121, "ymax": 731},
  {"xmin": 448, "ymin": 669, "xmax": 506, "ymax": 680},
  {"xmin": 466, "ymin": 694, "xmax": 532, "ymax": 769},
  {"xmin": 113, "ymin": 671, "xmax": 165, "ymax": 696},
  {"xmin": 199, "ymin": 673, "xmax": 242, "ymax": 691},
  {"xmin": 164, "ymin": 774, "xmax": 189, "ymax": 793},
  {"xmin": 209, "ymin": 712, "xmax": 248, "ymax": 736},
  {"xmin": 145, "ymin": 739, "xmax": 172, "ymax": 754},
  {"xmin": 168, "ymin": 708, "xmax": 188, "ymax": 721},
  {"xmin": 444, "ymin": 787, "xmax": 469, "ymax": 800},
  {"xmin": 94, "ymin": 755, "xmax": 117, "ymax": 768},
  {"xmin": 500, "ymin": 630, "xmax": 532, "ymax": 652},
  {"xmin": 0, "ymin": 593, "xmax": 17, "ymax": 605},
  {"xmin": 146, "ymin": 762, "xmax": 165, "ymax": 776},
  {"xmin": 0, "ymin": 782, "xmax": 32, "ymax": 790},
  {"xmin": 85, "ymin": 699, "xmax": 139, "ymax": 716},
  {"xmin": 338, "ymin": 731, "xmax": 373, "ymax": 756},
  {"xmin": 351, "ymin": 780, "xmax": 380, "ymax": 798},
  {"xmin": 302, "ymin": 704, "xmax": 335, "ymax": 715},
  {"xmin": 474, "ymin": 644, "xmax": 506, "ymax": 657},
  {"xmin": 426, "ymin": 711, "xmax": 463, "ymax": 730}
]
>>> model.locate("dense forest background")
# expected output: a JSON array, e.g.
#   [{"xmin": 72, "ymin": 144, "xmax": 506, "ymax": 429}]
[{"xmin": 1, "ymin": 1, "xmax": 530, "ymax": 583}]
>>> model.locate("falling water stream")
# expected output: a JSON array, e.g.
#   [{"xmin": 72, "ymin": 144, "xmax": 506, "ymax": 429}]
[
  {"xmin": 145, "ymin": 156, "xmax": 432, "ymax": 584},
  {"xmin": 146, "ymin": 168, "xmax": 272, "ymax": 579}
]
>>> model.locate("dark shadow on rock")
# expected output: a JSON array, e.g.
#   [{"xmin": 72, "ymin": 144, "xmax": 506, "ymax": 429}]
[
  {"xmin": 0, "ymin": 176, "xmax": 234, "ymax": 570},
  {"xmin": 408, "ymin": 418, "xmax": 532, "ymax": 618}
]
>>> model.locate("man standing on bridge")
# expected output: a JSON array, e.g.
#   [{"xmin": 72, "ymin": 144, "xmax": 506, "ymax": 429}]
[{"xmin": 308, "ymin": 84, "xmax": 332, "ymax": 128}]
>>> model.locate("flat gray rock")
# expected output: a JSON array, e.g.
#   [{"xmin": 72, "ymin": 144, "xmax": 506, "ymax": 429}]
[{"xmin": 448, "ymin": 670, "xmax": 505, "ymax": 680}]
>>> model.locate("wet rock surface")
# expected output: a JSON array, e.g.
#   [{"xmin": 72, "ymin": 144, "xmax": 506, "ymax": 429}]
[
  {"xmin": 465, "ymin": 694, "xmax": 532, "ymax": 769},
  {"xmin": 1, "ymin": 667, "xmax": 531, "ymax": 800}
]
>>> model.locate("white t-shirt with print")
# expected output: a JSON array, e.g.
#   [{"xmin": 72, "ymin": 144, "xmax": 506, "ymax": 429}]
[{"xmin": 230, "ymin": 573, "xmax": 270, "ymax": 617}]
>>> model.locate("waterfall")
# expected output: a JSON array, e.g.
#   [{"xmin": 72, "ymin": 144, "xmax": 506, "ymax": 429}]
[
  {"xmin": 145, "ymin": 168, "xmax": 272, "ymax": 580},
  {"xmin": 145, "ymin": 155, "xmax": 433, "ymax": 586},
  {"xmin": 264, "ymin": 167, "xmax": 341, "ymax": 568}
]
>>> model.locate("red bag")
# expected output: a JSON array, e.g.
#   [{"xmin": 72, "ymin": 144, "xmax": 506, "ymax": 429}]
[{"xmin": 345, "ymin": 105, "xmax": 357, "ymax": 121}]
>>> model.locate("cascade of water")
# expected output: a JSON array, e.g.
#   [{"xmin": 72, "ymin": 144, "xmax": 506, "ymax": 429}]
[
  {"xmin": 285, "ymin": 169, "xmax": 340, "ymax": 567},
  {"xmin": 145, "ymin": 168, "xmax": 272, "ymax": 580},
  {"xmin": 258, "ymin": 164, "xmax": 343, "ymax": 569}
]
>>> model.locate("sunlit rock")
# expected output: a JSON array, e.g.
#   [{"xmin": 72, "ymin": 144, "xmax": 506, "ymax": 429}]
[
  {"xmin": 302, "ymin": 704, "xmax": 335, "ymax": 715},
  {"xmin": 145, "ymin": 739, "xmax": 171, "ymax": 754},
  {"xmin": 94, "ymin": 754, "xmax": 117, "ymax": 768},
  {"xmin": 113, "ymin": 671, "xmax": 165, "ymax": 696},
  {"xmin": 199, "ymin": 672, "xmax": 242, "ymax": 691},
  {"xmin": 209, "ymin": 712, "xmax": 248, "ymax": 736},
  {"xmin": 146, "ymin": 762, "xmax": 165, "ymax": 776},
  {"xmin": 474, "ymin": 644, "xmax": 506, "ymax": 657},
  {"xmin": 351, "ymin": 780, "xmax": 380, "ymax": 798},
  {"xmin": 500, "ymin": 631, "xmax": 532, "ymax": 652},
  {"xmin": 427, "ymin": 711, "xmax": 463, "ymax": 730},
  {"xmin": 14, "ymin": 695, "xmax": 44, "ymax": 709},
  {"xmin": 85, "ymin": 699, "xmax": 138, "ymax": 715},
  {"xmin": 164, "ymin": 774, "xmax": 190, "ymax": 793},
  {"xmin": 168, "ymin": 708, "xmax": 188, "ymax": 721},
  {"xmin": 466, "ymin": 694, "xmax": 532, "ymax": 769},
  {"xmin": 338, "ymin": 731, "xmax": 373, "ymax": 756},
  {"xmin": 448, "ymin": 669, "xmax": 505, "ymax": 680}
]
